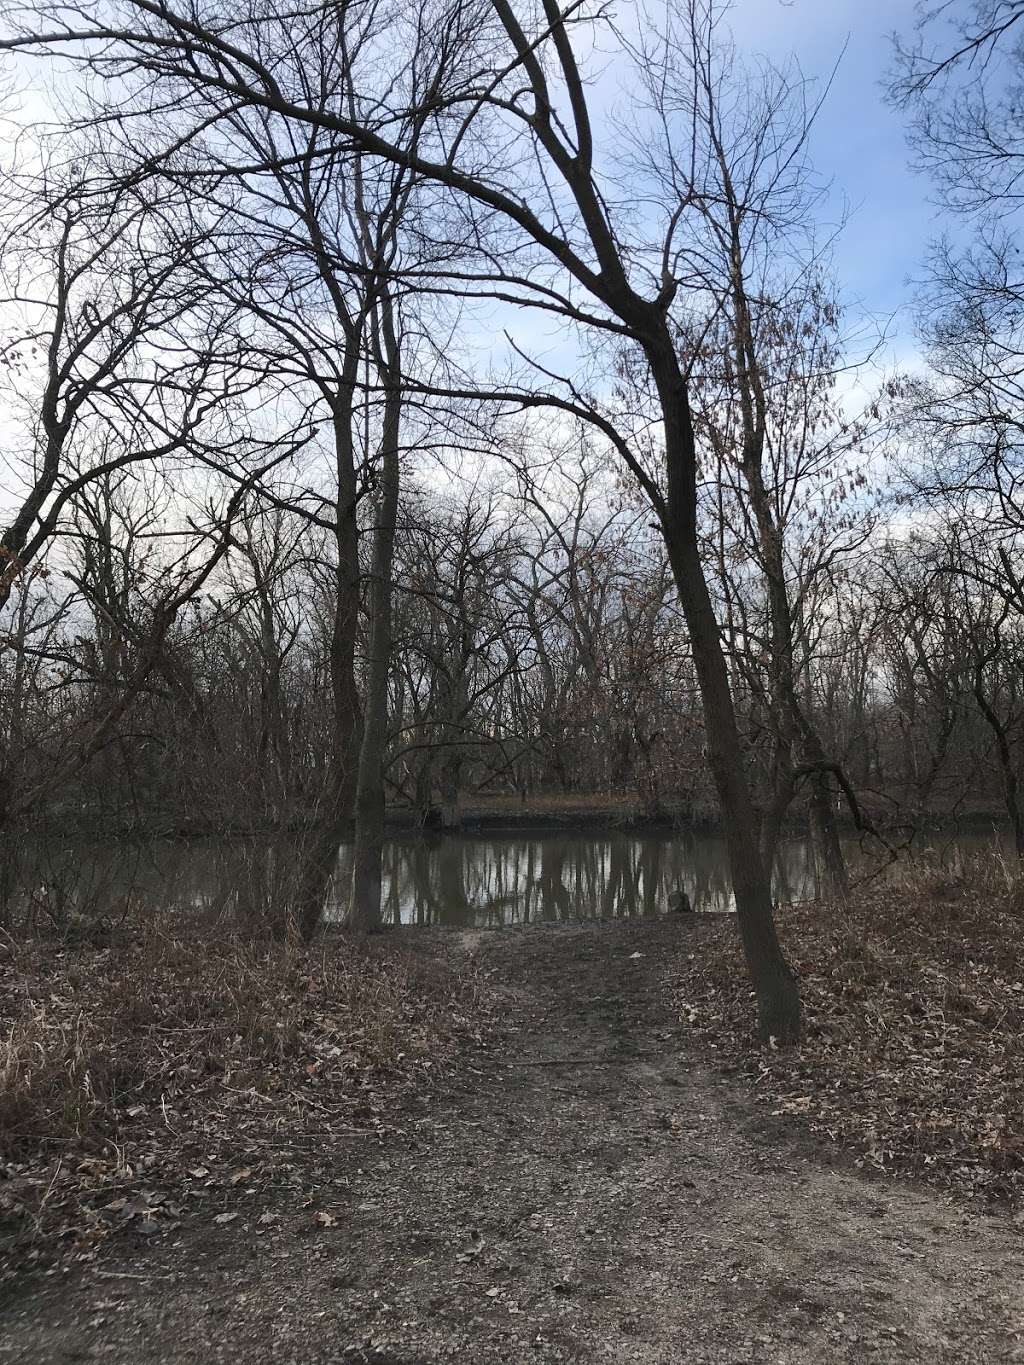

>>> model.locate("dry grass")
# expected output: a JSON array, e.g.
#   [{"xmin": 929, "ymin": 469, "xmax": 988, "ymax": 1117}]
[
  {"xmin": 0, "ymin": 919, "xmax": 485, "ymax": 1159},
  {"xmin": 0, "ymin": 915, "xmax": 492, "ymax": 1268},
  {"xmin": 674, "ymin": 854, "xmax": 1024, "ymax": 1204}
]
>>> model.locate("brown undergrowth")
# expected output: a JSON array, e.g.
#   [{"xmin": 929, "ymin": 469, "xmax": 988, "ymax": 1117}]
[
  {"xmin": 673, "ymin": 856, "xmax": 1024, "ymax": 1205},
  {"xmin": 0, "ymin": 915, "xmax": 493, "ymax": 1279}
]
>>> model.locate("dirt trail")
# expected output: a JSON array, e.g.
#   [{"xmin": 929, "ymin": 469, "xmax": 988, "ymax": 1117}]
[{"xmin": 3, "ymin": 917, "xmax": 1023, "ymax": 1363}]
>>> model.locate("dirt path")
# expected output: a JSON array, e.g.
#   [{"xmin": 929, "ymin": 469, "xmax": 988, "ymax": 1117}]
[{"xmin": 3, "ymin": 917, "xmax": 1023, "ymax": 1363}]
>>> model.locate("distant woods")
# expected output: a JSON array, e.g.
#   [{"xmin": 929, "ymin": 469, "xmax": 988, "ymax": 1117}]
[
  {"xmin": 3, "ymin": 0, "xmax": 1024, "ymax": 1038},
  {"xmin": 4, "ymin": 463, "xmax": 1024, "ymax": 841}
]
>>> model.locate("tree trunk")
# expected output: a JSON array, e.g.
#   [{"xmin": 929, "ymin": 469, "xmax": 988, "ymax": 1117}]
[
  {"xmin": 438, "ymin": 751, "xmax": 463, "ymax": 831},
  {"xmin": 717, "ymin": 215, "xmax": 849, "ymax": 902},
  {"xmin": 759, "ymin": 749, "xmax": 796, "ymax": 877},
  {"xmin": 414, "ymin": 758, "xmax": 435, "ymax": 827},
  {"xmin": 348, "ymin": 308, "xmax": 401, "ymax": 931},
  {"xmin": 0, "ymin": 800, "xmax": 15, "ymax": 930},
  {"xmin": 808, "ymin": 769, "xmax": 850, "ymax": 901},
  {"xmin": 669, "ymin": 530, "xmax": 801, "ymax": 1040},
  {"xmin": 437, "ymin": 661, "xmax": 468, "ymax": 830},
  {"xmin": 650, "ymin": 340, "xmax": 800, "ymax": 1042},
  {"xmin": 294, "ymin": 385, "xmax": 364, "ymax": 940},
  {"xmin": 974, "ymin": 673, "xmax": 1024, "ymax": 858}
]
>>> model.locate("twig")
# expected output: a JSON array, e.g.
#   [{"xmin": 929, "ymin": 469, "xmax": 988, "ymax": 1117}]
[
  {"xmin": 502, "ymin": 1055, "xmax": 660, "ymax": 1066},
  {"xmin": 94, "ymin": 1270, "xmax": 175, "ymax": 1282}
]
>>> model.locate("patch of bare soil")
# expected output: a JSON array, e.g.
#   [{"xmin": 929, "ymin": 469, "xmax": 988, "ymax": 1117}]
[{"xmin": 3, "ymin": 917, "xmax": 1023, "ymax": 1363}]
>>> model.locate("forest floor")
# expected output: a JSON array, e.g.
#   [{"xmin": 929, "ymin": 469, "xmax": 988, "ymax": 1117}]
[{"xmin": 2, "ymin": 914, "xmax": 1023, "ymax": 1364}]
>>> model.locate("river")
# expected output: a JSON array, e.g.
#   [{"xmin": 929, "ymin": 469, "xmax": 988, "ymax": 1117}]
[{"xmin": 6, "ymin": 825, "xmax": 1009, "ymax": 928}]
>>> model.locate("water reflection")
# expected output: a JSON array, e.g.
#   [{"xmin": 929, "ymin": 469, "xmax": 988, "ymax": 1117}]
[
  {"xmin": 4, "ymin": 828, "xmax": 1008, "ymax": 930},
  {"xmin": 323, "ymin": 831, "xmax": 815, "ymax": 926}
]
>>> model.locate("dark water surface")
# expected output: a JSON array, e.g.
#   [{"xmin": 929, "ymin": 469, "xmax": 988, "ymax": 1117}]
[{"xmin": 8, "ymin": 826, "xmax": 1010, "ymax": 928}]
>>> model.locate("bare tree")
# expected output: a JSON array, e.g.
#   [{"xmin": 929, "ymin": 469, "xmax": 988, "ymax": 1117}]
[
  {"xmin": 0, "ymin": 143, "xmax": 274, "ymax": 874},
  {"xmin": 0, "ymin": 152, "xmax": 232, "ymax": 614},
  {"xmin": 892, "ymin": 1, "xmax": 1024, "ymax": 216},
  {"xmin": 0, "ymin": 0, "xmax": 814, "ymax": 1035}
]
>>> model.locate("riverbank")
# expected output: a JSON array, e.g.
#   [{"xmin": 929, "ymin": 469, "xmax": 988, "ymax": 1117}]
[
  {"xmin": 2, "ymin": 901, "xmax": 1023, "ymax": 1362},
  {"xmin": 0, "ymin": 920, "xmax": 494, "ymax": 1282},
  {"xmin": 12, "ymin": 792, "xmax": 707, "ymax": 841},
  {"xmin": 14, "ymin": 791, "xmax": 1017, "ymax": 843},
  {"xmin": 673, "ymin": 863, "xmax": 1024, "ymax": 1204}
]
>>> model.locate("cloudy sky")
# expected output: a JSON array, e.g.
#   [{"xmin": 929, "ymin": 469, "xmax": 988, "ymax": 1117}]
[{"xmin": 1, "ymin": 0, "xmax": 942, "ymax": 383}]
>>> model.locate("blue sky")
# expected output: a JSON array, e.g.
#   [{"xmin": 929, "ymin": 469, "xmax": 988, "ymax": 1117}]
[
  {"xmin": 7, "ymin": 2, "xmax": 935, "ymax": 346},
  {"xmin": 732, "ymin": 0, "xmax": 938, "ymax": 359},
  {"xmin": 1, "ymin": 0, "xmax": 938, "ymax": 380},
  {"xmin": 497, "ymin": 1, "xmax": 938, "ymax": 388}
]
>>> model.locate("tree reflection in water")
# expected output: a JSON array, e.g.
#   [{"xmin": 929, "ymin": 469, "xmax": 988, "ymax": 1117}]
[
  {"xmin": 4, "ymin": 828, "xmax": 903, "ymax": 929},
  {"xmin": 371, "ymin": 832, "xmax": 816, "ymax": 926}
]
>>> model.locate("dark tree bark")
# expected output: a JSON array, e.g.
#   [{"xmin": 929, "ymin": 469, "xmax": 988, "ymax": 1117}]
[
  {"xmin": 973, "ymin": 664, "xmax": 1024, "ymax": 858},
  {"xmin": 807, "ymin": 768, "xmax": 850, "ymax": 901},
  {"xmin": 294, "ymin": 380, "xmax": 364, "ymax": 940},
  {"xmin": 649, "ymin": 338, "xmax": 800, "ymax": 1042},
  {"xmin": 348, "ymin": 295, "xmax": 402, "ymax": 931}
]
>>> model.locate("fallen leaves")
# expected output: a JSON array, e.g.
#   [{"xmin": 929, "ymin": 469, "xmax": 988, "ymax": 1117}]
[
  {"xmin": 672, "ymin": 867, "xmax": 1024, "ymax": 1205},
  {"xmin": 455, "ymin": 1229, "xmax": 485, "ymax": 1262},
  {"xmin": 0, "ymin": 921, "xmax": 497, "ymax": 1279}
]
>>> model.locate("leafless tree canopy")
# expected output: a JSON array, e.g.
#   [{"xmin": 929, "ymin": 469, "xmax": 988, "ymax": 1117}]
[{"xmin": 1, "ymin": 0, "xmax": 1022, "ymax": 1041}]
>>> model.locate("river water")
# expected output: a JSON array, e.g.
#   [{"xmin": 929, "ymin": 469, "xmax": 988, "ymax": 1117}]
[{"xmin": 7, "ymin": 826, "xmax": 1009, "ymax": 928}]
